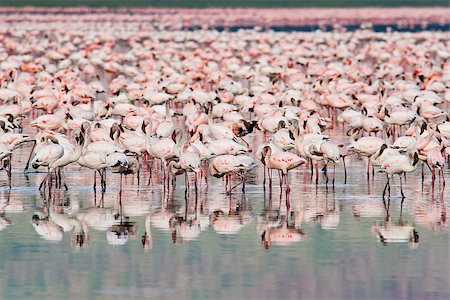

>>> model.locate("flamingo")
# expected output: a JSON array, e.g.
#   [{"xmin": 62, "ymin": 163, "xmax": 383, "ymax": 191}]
[
  {"xmin": 260, "ymin": 146, "xmax": 306, "ymax": 193},
  {"xmin": 168, "ymin": 151, "xmax": 201, "ymax": 190},
  {"xmin": 209, "ymin": 154, "xmax": 256, "ymax": 194},
  {"xmin": 31, "ymin": 135, "xmax": 64, "ymax": 190},
  {"xmin": 347, "ymin": 128, "xmax": 385, "ymax": 177},
  {"xmin": 426, "ymin": 144, "xmax": 447, "ymax": 186},
  {"xmin": 380, "ymin": 152, "xmax": 420, "ymax": 198}
]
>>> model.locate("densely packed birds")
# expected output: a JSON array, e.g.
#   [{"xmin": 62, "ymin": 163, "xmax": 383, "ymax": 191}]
[{"xmin": 0, "ymin": 13, "xmax": 450, "ymax": 202}]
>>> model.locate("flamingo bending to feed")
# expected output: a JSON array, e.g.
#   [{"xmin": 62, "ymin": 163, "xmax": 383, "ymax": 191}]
[{"xmin": 209, "ymin": 154, "xmax": 256, "ymax": 194}]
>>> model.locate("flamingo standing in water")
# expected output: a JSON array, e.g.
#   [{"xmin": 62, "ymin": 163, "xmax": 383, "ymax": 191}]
[
  {"xmin": 146, "ymin": 127, "xmax": 183, "ymax": 190},
  {"xmin": 168, "ymin": 151, "xmax": 201, "ymax": 191},
  {"xmin": 347, "ymin": 128, "xmax": 385, "ymax": 178},
  {"xmin": 260, "ymin": 146, "xmax": 306, "ymax": 193},
  {"xmin": 380, "ymin": 152, "xmax": 420, "ymax": 198},
  {"xmin": 31, "ymin": 135, "xmax": 64, "ymax": 190},
  {"xmin": 209, "ymin": 154, "xmax": 256, "ymax": 194},
  {"xmin": 426, "ymin": 144, "xmax": 447, "ymax": 187}
]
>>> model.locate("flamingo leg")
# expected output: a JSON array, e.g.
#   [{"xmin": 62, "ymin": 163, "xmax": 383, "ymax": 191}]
[
  {"xmin": 39, "ymin": 167, "xmax": 50, "ymax": 191},
  {"xmin": 421, "ymin": 162, "xmax": 425, "ymax": 186},
  {"xmin": 200, "ymin": 169, "xmax": 206, "ymax": 185},
  {"xmin": 285, "ymin": 172, "xmax": 290, "ymax": 194},
  {"xmin": 194, "ymin": 172, "xmax": 198, "ymax": 192},
  {"xmin": 147, "ymin": 158, "xmax": 153, "ymax": 185},
  {"xmin": 186, "ymin": 173, "xmax": 190, "ymax": 198},
  {"xmin": 333, "ymin": 161, "xmax": 336, "ymax": 186},
  {"xmin": 225, "ymin": 174, "xmax": 228, "ymax": 194},
  {"xmin": 165, "ymin": 168, "xmax": 169, "ymax": 195},
  {"xmin": 98, "ymin": 170, "xmax": 103, "ymax": 191},
  {"xmin": 119, "ymin": 173, "xmax": 123, "ymax": 195},
  {"xmin": 6, "ymin": 156, "xmax": 12, "ymax": 189},
  {"xmin": 163, "ymin": 168, "xmax": 167, "ymax": 195},
  {"xmin": 388, "ymin": 177, "xmax": 391, "ymax": 197},
  {"xmin": 278, "ymin": 170, "xmax": 283, "ymax": 190},
  {"xmin": 399, "ymin": 174, "xmax": 405, "ymax": 199},
  {"xmin": 48, "ymin": 168, "xmax": 53, "ymax": 190},
  {"xmin": 366, "ymin": 158, "xmax": 370, "ymax": 178},
  {"xmin": 58, "ymin": 168, "xmax": 62, "ymax": 188},
  {"xmin": 101, "ymin": 170, "xmax": 105, "ymax": 191},
  {"xmin": 342, "ymin": 156, "xmax": 347, "ymax": 184},
  {"xmin": 136, "ymin": 155, "xmax": 140, "ymax": 186},
  {"xmin": 263, "ymin": 166, "xmax": 266, "ymax": 190},
  {"xmin": 172, "ymin": 174, "xmax": 176, "ymax": 193},
  {"xmin": 24, "ymin": 140, "xmax": 36, "ymax": 172},
  {"xmin": 61, "ymin": 169, "xmax": 68, "ymax": 190},
  {"xmin": 204, "ymin": 167, "xmax": 208, "ymax": 185},
  {"xmin": 382, "ymin": 175, "xmax": 390, "ymax": 199},
  {"xmin": 269, "ymin": 169, "xmax": 273, "ymax": 189},
  {"xmin": 286, "ymin": 189, "xmax": 290, "ymax": 213},
  {"xmin": 315, "ymin": 163, "xmax": 319, "ymax": 185}
]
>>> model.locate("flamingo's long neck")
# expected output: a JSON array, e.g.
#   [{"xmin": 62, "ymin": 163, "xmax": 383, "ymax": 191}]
[
  {"xmin": 207, "ymin": 103, "xmax": 215, "ymax": 126},
  {"xmin": 349, "ymin": 130, "xmax": 359, "ymax": 144},
  {"xmin": 82, "ymin": 127, "xmax": 91, "ymax": 154},
  {"xmin": 382, "ymin": 127, "xmax": 391, "ymax": 146},
  {"xmin": 165, "ymin": 101, "xmax": 171, "ymax": 121}
]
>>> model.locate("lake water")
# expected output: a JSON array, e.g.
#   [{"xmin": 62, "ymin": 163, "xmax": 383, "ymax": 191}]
[{"xmin": 0, "ymin": 130, "xmax": 449, "ymax": 299}]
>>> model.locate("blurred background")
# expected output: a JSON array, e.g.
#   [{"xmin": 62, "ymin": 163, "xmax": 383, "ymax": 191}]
[{"xmin": 2, "ymin": 0, "xmax": 448, "ymax": 7}]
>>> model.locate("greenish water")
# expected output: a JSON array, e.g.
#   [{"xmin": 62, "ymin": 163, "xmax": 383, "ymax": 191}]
[
  {"xmin": 0, "ymin": 145, "xmax": 448, "ymax": 299},
  {"xmin": 1, "ymin": 0, "xmax": 448, "ymax": 7}
]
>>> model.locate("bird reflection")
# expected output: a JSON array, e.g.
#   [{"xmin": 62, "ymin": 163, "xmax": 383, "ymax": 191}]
[
  {"xmin": 259, "ymin": 192, "xmax": 306, "ymax": 250},
  {"xmin": 318, "ymin": 192, "xmax": 340, "ymax": 230},
  {"xmin": 413, "ymin": 192, "xmax": 447, "ymax": 231},
  {"xmin": 170, "ymin": 190, "xmax": 209, "ymax": 242},
  {"xmin": 106, "ymin": 189, "xmax": 138, "ymax": 246},
  {"xmin": 51, "ymin": 209, "xmax": 90, "ymax": 248},
  {"xmin": 151, "ymin": 193, "xmax": 177, "ymax": 231},
  {"xmin": 372, "ymin": 198, "xmax": 419, "ymax": 248},
  {"xmin": 142, "ymin": 214, "xmax": 153, "ymax": 251},
  {"xmin": 0, "ymin": 190, "xmax": 13, "ymax": 231},
  {"xmin": 210, "ymin": 194, "xmax": 251, "ymax": 235},
  {"xmin": 1, "ymin": 189, "xmax": 24, "ymax": 213},
  {"xmin": 32, "ymin": 190, "xmax": 91, "ymax": 247},
  {"xmin": 352, "ymin": 197, "xmax": 385, "ymax": 219},
  {"xmin": 31, "ymin": 210, "xmax": 64, "ymax": 241},
  {"xmin": 107, "ymin": 221, "xmax": 137, "ymax": 246},
  {"xmin": 71, "ymin": 220, "xmax": 90, "ymax": 249},
  {"xmin": 77, "ymin": 204, "xmax": 120, "ymax": 231},
  {"xmin": 0, "ymin": 213, "xmax": 12, "ymax": 231}
]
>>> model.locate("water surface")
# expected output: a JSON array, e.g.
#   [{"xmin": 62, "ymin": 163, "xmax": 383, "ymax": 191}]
[{"xmin": 0, "ymin": 134, "xmax": 448, "ymax": 299}]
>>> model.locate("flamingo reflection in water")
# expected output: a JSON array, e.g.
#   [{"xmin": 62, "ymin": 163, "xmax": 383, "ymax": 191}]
[
  {"xmin": 259, "ymin": 191, "xmax": 307, "ymax": 250},
  {"xmin": 169, "ymin": 186, "xmax": 212, "ymax": 243},
  {"xmin": 372, "ymin": 198, "xmax": 419, "ymax": 248},
  {"xmin": 30, "ymin": 191, "xmax": 90, "ymax": 247},
  {"xmin": 413, "ymin": 191, "xmax": 447, "ymax": 232},
  {"xmin": 210, "ymin": 194, "xmax": 252, "ymax": 236},
  {"xmin": 0, "ymin": 190, "xmax": 13, "ymax": 231}
]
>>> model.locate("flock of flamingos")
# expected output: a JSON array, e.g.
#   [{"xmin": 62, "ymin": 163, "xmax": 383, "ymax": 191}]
[
  {"xmin": 0, "ymin": 9, "xmax": 449, "ymax": 247},
  {"xmin": 1, "ymin": 11, "xmax": 450, "ymax": 197}
]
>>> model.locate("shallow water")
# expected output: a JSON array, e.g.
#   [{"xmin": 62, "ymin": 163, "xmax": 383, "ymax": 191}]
[{"xmin": 0, "ymin": 131, "xmax": 449, "ymax": 300}]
